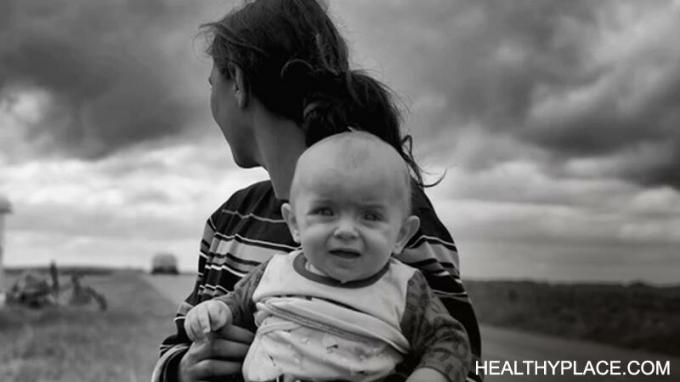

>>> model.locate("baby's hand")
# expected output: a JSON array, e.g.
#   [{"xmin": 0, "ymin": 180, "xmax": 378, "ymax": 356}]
[{"xmin": 184, "ymin": 300, "xmax": 232, "ymax": 341}]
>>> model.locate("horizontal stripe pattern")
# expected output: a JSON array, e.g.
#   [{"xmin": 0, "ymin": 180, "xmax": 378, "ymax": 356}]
[
  {"xmin": 220, "ymin": 208, "xmax": 286, "ymax": 223},
  {"xmin": 212, "ymin": 232, "xmax": 297, "ymax": 253},
  {"xmin": 398, "ymin": 245, "xmax": 460, "ymax": 276},
  {"xmin": 407, "ymin": 234, "xmax": 457, "ymax": 252}
]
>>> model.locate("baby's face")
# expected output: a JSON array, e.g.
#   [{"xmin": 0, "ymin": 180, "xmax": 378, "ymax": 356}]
[{"xmin": 290, "ymin": 164, "xmax": 409, "ymax": 283}]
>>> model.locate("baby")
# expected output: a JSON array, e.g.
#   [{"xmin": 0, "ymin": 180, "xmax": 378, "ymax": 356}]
[{"xmin": 184, "ymin": 132, "xmax": 470, "ymax": 382}]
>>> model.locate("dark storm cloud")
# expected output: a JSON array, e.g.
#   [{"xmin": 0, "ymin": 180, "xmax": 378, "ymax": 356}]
[
  {"xmin": 342, "ymin": 0, "xmax": 680, "ymax": 189},
  {"xmin": 4, "ymin": 0, "xmax": 679, "ymax": 189},
  {"xmin": 0, "ymin": 0, "xmax": 218, "ymax": 159}
]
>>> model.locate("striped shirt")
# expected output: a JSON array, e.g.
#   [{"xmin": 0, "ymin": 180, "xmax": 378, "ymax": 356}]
[{"xmin": 153, "ymin": 180, "xmax": 482, "ymax": 382}]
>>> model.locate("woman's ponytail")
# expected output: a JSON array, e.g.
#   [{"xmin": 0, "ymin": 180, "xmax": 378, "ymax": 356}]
[{"xmin": 291, "ymin": 65, "xmax": 427, "ymax": 187}]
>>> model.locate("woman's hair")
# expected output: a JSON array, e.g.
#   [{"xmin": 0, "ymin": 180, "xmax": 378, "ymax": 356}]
[{"xmin": 201, "ymin": 0, "xmax": 429, "ymax": 186}]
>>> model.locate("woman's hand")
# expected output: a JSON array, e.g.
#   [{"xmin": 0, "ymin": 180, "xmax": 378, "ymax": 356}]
[{"xmin": 178, "ymin": 324, "xmax": 254, "ymax": 382}]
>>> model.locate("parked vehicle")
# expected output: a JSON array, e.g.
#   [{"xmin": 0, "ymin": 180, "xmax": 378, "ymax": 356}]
[{"xmin": 151, "ymin": 253, "xmax": 179, "ymax": 274}]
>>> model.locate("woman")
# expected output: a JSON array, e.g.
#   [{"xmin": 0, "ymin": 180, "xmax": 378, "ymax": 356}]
[{"xmin": 152, "ymin": 1, "xmax": 481, "ymax": 381}]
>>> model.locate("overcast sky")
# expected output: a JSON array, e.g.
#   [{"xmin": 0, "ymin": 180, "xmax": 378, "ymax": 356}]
[{"xmin": 1, "ymin": 0, "xmax": 679, "ymax": 284}]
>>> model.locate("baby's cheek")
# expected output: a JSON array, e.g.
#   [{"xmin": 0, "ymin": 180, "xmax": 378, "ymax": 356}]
[{"xmin": 369, "ymin": 231, "xmax": 396, "ymax": 249}]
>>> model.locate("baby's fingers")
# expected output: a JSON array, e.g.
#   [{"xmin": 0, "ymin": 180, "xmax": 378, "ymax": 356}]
[
  {"xmin": 198, "ymin": 308, "xmax": 213, "ymax": 334},
  {"xmin": 184, "ymin": 310, "xmax": 199, "ymax": 341},
  {"xmin": 208, "ymin": 308, "xmax": 230, "ymax": 332},
  {"xmin": 184, "ymin": 307, "xmax": 210, "ymax": 340}
]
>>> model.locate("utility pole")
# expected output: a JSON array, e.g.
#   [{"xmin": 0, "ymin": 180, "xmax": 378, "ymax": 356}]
[{"xmin": 0, "ymin": 195, "xmax": 11, "ymax": 308}]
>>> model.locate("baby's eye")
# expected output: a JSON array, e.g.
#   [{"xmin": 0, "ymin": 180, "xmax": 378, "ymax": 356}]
[
  {"xmin": 312, "ymin": 207, "xmax": 333, "ymax": 216},
  {"xmin": 363, "ymin": 211, "xmax": 383, "ymax": 221}
]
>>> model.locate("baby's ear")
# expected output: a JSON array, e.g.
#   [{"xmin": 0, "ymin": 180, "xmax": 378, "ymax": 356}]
[
  {"xmin": 281, "ymin": 203, "xmax": 301, "ymax": 243},
  {"xmin": 393, "ymin": 215, "xmax": 420, "ymax": 255}
]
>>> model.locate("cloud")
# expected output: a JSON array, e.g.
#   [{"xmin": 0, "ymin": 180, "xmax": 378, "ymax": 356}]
[
  {"xmin": 425, "ymin": 161, "xmax": 680, "ymax": 283},
  {"xmin": 5, "ymin": 0, "xmax": 679, "ymax": 190},
  {"xmin": 1, "ymin": 141, "xmax": 267, "ymax": 239},
  {"xmin": 460, "ymin": 239, "xmax": 680, "ymax": 284},
  {"xmin": 424, "ymin": 157, "xmax": 680, "ymax": 269},
  {"xmin": 337, "ymin": 0, "xmax": 680, "ymax": 190},
  {"xmin": 0, "ymin": 0, "xmax": 224, "ymax": 159}
]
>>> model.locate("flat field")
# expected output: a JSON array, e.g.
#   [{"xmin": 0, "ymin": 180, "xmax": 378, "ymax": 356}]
[
  {"xmin": 0, "ymin": 271, "xmax": 178, "ymax": 382},
  {"xmin": 466, "ymin": 280, "xmax": 680, "ymax": 357}
]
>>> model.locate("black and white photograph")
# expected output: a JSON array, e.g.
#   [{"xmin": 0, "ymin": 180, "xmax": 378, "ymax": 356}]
[{"xmin": 1, "ymin": 0, "xmax": 678, "ymax": 381}]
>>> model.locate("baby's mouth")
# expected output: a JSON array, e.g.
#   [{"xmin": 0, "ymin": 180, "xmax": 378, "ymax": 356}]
[{"xmin": 328, "ymin": 249, "xmax": 361, "ymax": 259}]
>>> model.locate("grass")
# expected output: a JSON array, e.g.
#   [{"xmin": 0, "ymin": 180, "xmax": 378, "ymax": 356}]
[
  {"xmin": 466, "ymin": 280, "xmax": 680, "ymax": 356},
  {"xmin": 0, "ymin": 271, "xmax": 178, "ymax": 382}
]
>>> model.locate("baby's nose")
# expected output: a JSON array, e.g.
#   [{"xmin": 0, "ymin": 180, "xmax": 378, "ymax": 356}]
[{"xmin": 333, "ymin": 218, "xmax": 358, "ymax": 239}]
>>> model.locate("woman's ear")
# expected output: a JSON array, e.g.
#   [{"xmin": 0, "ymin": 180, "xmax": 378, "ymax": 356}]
[
  {"xmin": 232, "ymin": 65, "xmax": 248, "ymax": 109},
  {"xmin": 393, "ymin": 215, "xmax": 420, "ymax": 254},
  {"xmin": 281, "ymin": 203, "xmax": 301, "ymax": 243}
]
